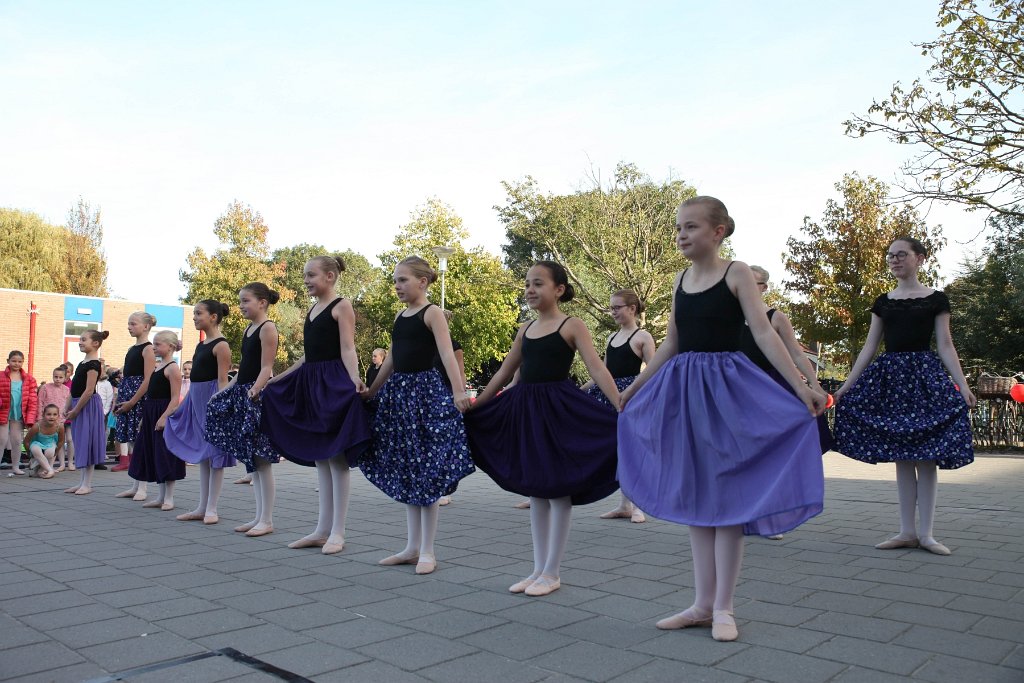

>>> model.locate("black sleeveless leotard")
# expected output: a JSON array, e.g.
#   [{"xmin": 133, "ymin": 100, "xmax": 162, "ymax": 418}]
[
  {"xmin": 391, "ymin": 305, "xmax": 439, "ymax": 373},
  {"xmin": 604, "ymin": 329, "xmax": 642, "ymax": 378},
  {"xmin": 189, "ymin": 338, "xmax": 227, "ymax": 382},
  {"xmin": 675, "ymin": 263, "xmax": 744, "ymax": 353},
  {"xmin": 238, "ymin": 322, "xmax": 269, "ymax": 384},
  {"xmin": 304, "ymin": 299, "xmax": 342, "ymax": 362},
  {"xmin": 123, "ymin": 342, "xmax": 152, "ymax": 377},
  {"xmin": 520, "ymin": 318, "xmax": 574, "ymax": 383}
]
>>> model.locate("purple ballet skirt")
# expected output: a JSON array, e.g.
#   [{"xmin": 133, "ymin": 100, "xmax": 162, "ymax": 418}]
[
  {"xmin": 762, "ymin": 366, "xmax": 836, "ymax": 454},
  {"xmin": 617, "ymin": 352, "xmax": 824, "ymax": 536},
  {"xmin": 835, "ymin": 351, "xmax": 973, "ymax": 469},
  {"xmin": 205, "ymin": 382, "xmax": 279, "ymax": 473},
  {"xmin": 113, "ymin": 375, "xmax": 144, "ymax": 443},
  {"xmin": 260, "ymin": 360, "xmax": 372, "ymax": 467},
  {"xmin": 70, "ymin": 395, "xmax": 106, "ymax": 468},
  {"xmin": 164, "ymin": 379, "xmax": 236, "ymax": 468},
  {"xmin": 128, "ymin": 398, "xmax": 186, "ymax": 483},
  {"xmin": 466, "ymin": 379, "xmax": 619, "ymax": 505}
]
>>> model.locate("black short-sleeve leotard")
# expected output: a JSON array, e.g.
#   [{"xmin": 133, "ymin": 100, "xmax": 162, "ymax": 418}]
[{"xmin": 870, "ymin": 291, "xmax": 950, "ymax": 352}]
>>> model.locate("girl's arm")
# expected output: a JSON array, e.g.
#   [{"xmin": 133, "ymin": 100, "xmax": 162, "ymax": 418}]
[
  {"xmin": 335, "ymin": 300, "xmax": 364, "ymax": 391},
  {"xmin": 934, "ymin": 312, "xmax": 977, "ymax": 408},
  {"xmin": 214, "ymin": 340, "xmax": 232, "ymax": 392},
  {"xmin": 250, "ymin": 322, "xmax": 279, "ymax": 398},
  {"xmin": 66, "ymin": 367, "xmax": 99, "ymax": 421},
  {"xmin": 22, "ymin": 425, "xmax": 39, "ymax": 453},
  {"xmin": 580, "ymin": 332, "xmax": 612, "ymax": 392},
  {"xmin": 473, "ymin": 324, "xmax": 528, "ymax": 408},
  {"xmin": 455, "ymin": 347, "xmax": 467, "ymax": 392},
  {"xmin": 835, "ymin": 315, "xmax": 884, "ymax": 401},
  {"xmin": 621, "ymin": 273, "xmax": 684, "ymax": 408},
  {"xmin": 565, "ymin": 318, "xmax": 620, "ymax": 405},
  {"xmin": 729, "ymin": 262, "xmax": 825, "ymax": 415},
  {"xmin": 636, "ymin": 329, "xmax": 657, "ymax": 364},
  {"xmin": 116, "ymin": 346, "xmax": 156, "ymax": 413},
  {"xmin": 424, "ymin": 306, "xmax": 470, "ymax": 412},
  {"xmin": 772, "ymin": 312, "xmax": 824, "ymax": 392},
  {"xmin": 155, "ymin": 364, "xmax": 181, "ymax": 430}
]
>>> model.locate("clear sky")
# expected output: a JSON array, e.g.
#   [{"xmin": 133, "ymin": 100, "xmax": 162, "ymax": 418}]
[{"xmin": 0, "ymin": 1, "xmax": 985, "ymax": 304}]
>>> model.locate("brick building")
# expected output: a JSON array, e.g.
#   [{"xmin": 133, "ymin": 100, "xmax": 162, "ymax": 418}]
[{"xmin": 0, "ymin": 288, "xmax": 200, "ymax": 380}]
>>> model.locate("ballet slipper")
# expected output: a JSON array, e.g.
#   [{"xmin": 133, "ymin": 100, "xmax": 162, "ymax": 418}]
[
  {"xmin": 524, "ymin": 575, "xmax": 560, "ymax": 597},
  {"xmin": 160, "ymin": 502, "xmax": 175, "ymax": 511},
  {"xmin": 378, "ymin": 552, "xmax": 419, "ymax": 566},
  {"xmin": 600, "ymin": 507, "xmax": 631, "ymax": 519},
  {"xmin": 513, "ymin": 500, "xmax": 531, "ymax": 509},
  {"xmin": 142, "ymin": 499, "xmax": 163, "ymax": 508},
  {"xmin": 233, "ymin": 475, "xmax": 251, "ymax": 485},
  {"xmin": 11, "ymin": 469, "xmax": 25, "ymax": 476},
  {"xmin": 767, "ymin": 534, "xmax": 785, "ymax": 540},
  {"xmin": 438, "ymin": 496, "xmax": 451, "ymax": 506},
  {"xmin": 509, "ymin": 576, "xmax": 538, "ymax": 593},
  {"xmin": 74, "ymin": 487, "xmax": 92, "ymax": 495},
  {"xmin": 40, "ymin": 470, "xmax": 55, "ymax": 479},
  {"xmin": 630, "ymin": 509, "xmax": 646, "ymax": 523},
  {"xmin": 712, "ymin": 611, "xmax": 738, "ymax": 642},
  {"xmin": 415, "ymin": 555, "xmax": 436, "ymax": 575},
  {"xmin": 132, "ymin": 491, "xmax": 147, "ymax": 502},
  {"xmin": 203, "ymin": 514, "xmax": 219, "ymax": 525},
  {"xmin": 64, "ymin": 486, "xmax": 80, "ymax": 494},
  {"xmin": 234, "ymin": 521, "xmax": 257, "ymax": 533},
  {"xmin": 875, "ymin": 536, "xmax": 919, "ymax": 550},
  {"xmin": 245, "ymin": 525, "xmax": 274, "ymax": 537},
  {"xmin": 656, "ymin": 607, "xmax": 712, "ymax": 630},
  {"xmin": 920, "ymin": 540, "xmax": 951, "ymax": 556},
  {"xmin": 115, "ymin": 489, "xmax": 137, "ymax": 498},
  {"xmin": 176, "ymin": 511, "xmax": 205, "ymax": 521},
  {"xmin": 54, "ymin": 465, "xmax": 66, "ymax": 473},
  {"xmin": 321, "ymin": 537, "xmax": 345, "ymax": 555},
  {"xmin": 68, "ymin": 465, "xmax": 76, "ymax": 471},
  {"xmin": 288, "ymin": 535, "xmax": 327, "ymax": 549}
]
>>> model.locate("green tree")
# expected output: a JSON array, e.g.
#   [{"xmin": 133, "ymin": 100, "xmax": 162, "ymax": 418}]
[
  {"xmin": 179, "ymin": 201, "xmax": 294, "ymax": 364},
  {"xmin": 60, "ymin": 196, "xmax": 109, "ymax": 297},
  {"xmin": 364, "ymin": 199, "xmax": 520, "ymax": 378},
  {"xmin": 946, "ymin": 210, "xmax": 1024, "ymax": 371},
  {"xmin": 496, "ymin": 162, "xmax": 698, "ymax": 342},
  {"xmin": 845, "ymin": 0, "xmax": 1024, "ymax": 218},
  {"xmin": 783, "ymin": 173, "xmax": 946, "ymax": 367},
  {"xmin": 0, "ymin": 207, "xmax": 108, "ymax": 296},
  {"xmin": 272, "ymin": 244, "xmax": 380, "ymax": 310}
]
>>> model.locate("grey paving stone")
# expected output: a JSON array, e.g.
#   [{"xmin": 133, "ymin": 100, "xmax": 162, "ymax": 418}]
[
  {"xmin": 731, "ymin": 621, "xmax": 833, "ymax": 654},
  {"xmin": 421, "ymin": 651, "xmax": 549, "ymax": 683},
  {"xmin": 794, "ymin": 590, "xmax": 889, "ymax": 616},
  {"xmin": 0, "ymin": 640, "xmax": 85, "ymax": 680},
  {"xmin": 123, "ymin": 595, "xmax": 214, "ymax": 620},
  {"xmin": 258, "ymin": 641, "xmax": 370, "ymax": 677},
  {"xmin": 259, "ymin": 601, "xmax": 361, "ymax": 631},
  {"xmin": 348, "ymin": 595, "xmax": 448, "ymax": 623},
  {"xmin": 125, "ymin": 653, "xmax": 255, "ymax": 683},
  {"xmin": 629, "ymin": 631, "xmax": 747, "ymax": 666},
  {"xmin": 303, "ymin": 616, "xmax": 412, "ymax": 648},
  {"xmin": 2, "ymin": 589, "xmax": 96, "ymax": 617},
  {"xmin": 316, "ymin": 584, "xmax": 396, "ymax": 609},
  {"xmin": 196, "ymin": 622, "xmax": 315, "ymax": 655},
  {"xmin": 315, "ymin": 659, "xmax": 431, "ymax": 682},
  {"xmin": 401, "ymin": 607, "xmax": 508, "ymax": 639},
  {"xmin": 895, "ymin": 624, "xmax": 1018, "ymax": 663},
  {"xmin": 495, "ymin": 600, "xmax": 595, "ymax": 630},
  {"xmin": 945, "ymin": 594, "xmax": 1024, "ymax": 621},
  {"xmin": 734, "ymin": 600, "xmax": 823, "ymax": 627},
  {"xmin": 185, "ymin": 579, "xmax": 267, "ymax": 601},
  {"xmin": 6, "ymin": 662, "xmax": 111, "ymax": 683},
  {"xmin": 51, "ymin": 614, "xmax": 153, "ymax": 649},
  {"xmin": 609, "ymin": 658, "xmax": 749, "ymax": 683},
  {"xmin": 718, "ymin": 644, "xmax": 847, "ymax": 683},
  {"xmin": 833, "ymin": 665, "xmax": 922, "ymax": 683},
  {"xmin": 217, "ymin": 588, "xmax": 313, "ymax": 614},
  {"xmin": 805, "ymin": 634, "xmax": 932, "ymax": 675},
  {"xmin": 96, "ymin": 585, "xmax": 186, "ymax": 608},
  {"xmin": 440, "ymin": 588, "xmax": 530, "ymax": 614},
  {"xmin": 357, "ymin": 631, "xmax": 476, "ymax": 670},
  {"xmin": 573, "ymin": 594, "xmax": 672, "ymax": 623},
  {"xmin": 914, "ymin": 653, "xmax": 1023, "ymax": 683},
  {"xmin": 801, "ymin": 611, "xmax": 911, "ymax": 642},
  {"xmin": 873, "ymin": 601, "xmax": 983, "ymax": 631},
  {"xmin": 78, "ymin": 630, "xmax": 205, "ymax": 671},
  {"xmin": 532, "ymin": 641, "xmax": 653, "ymax": 682},
  {"xmin": 461, "ymin": 622, "xmax": 576, "ymax": 661},
  {"xmin": 155, "ymin": 608, "xmax": 265, "ymax": 638}
]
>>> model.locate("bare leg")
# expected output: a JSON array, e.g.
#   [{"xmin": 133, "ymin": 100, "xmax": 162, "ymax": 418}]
[
  {"xmin": 287, "ymin": 460, "xmax": 331, "ymax": 547},
  {"xmin": 379, "ymin": 505, "xmax": 420, "ymax": 565},
  {"xmin": 416, "ymin": 503, "xmax": 440, "ymax": 574}
]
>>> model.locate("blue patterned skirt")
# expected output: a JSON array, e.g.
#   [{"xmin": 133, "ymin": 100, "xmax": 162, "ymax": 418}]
[
  {"xmin": 205, "ymin": 382, "xmax": 280, "ymax": 473},
  {"xmin": 361, "ymin": 369, "xmax": 475, "ymax": 506},
  {"xmin": 114, "ymin": 375, "xmax": 144, "ymax": 443},
  {"xmin": 835, "ymin": 351, "xmax": 973, "ymax": 470},
  {"xmin": 585, "ymin": 375, "xmax": 636, "ymax": 408}
]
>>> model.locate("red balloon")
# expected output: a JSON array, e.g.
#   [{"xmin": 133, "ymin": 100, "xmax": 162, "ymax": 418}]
[
  {"xmin": 1010, "ymin": 384, "xmax": 1024, "ymax": 403},
  {"xmin": 825, "ymin": 393, "xmax": 834, "ymax": 410}
]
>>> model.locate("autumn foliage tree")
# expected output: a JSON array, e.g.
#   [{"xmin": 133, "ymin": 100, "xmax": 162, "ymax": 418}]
[{"xmin": 783, "ymin": 173, "xmax": 946, "ymax": 367}]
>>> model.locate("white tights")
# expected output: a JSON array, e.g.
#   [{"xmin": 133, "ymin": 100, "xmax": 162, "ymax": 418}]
[
  {"xmin": 308, "ymin": 456, "xmax": 351, "ymax": 544},
  {"xmin": 895, "ymin": 460, "xmax": 939, "ymax": 543},
  {"xmin": 250, "ymin": 458, "xmax": 275, "ymax": 527},
  {"xmin": 400, "ymin": 502, "xmax": 440, "ymax": 558},
  {"xmin": 688, "ymin": 525, "xmax": 745, "ymax": 613},
  {"xmin": 529, "ymin": 496, "xmax": 573, "ymax": 579},
  {"xmin": 121, "ymin": 441, "xmax": 146, "ymax": 497},
  {"xmin": 189, "ymin": 461, "xmax": 226, "ymax": 518}
]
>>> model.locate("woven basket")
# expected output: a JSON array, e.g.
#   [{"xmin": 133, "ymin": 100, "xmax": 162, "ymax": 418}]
[{"xmin": 977, "ymin": 374, "xmax": 1018, "ymax": 399}]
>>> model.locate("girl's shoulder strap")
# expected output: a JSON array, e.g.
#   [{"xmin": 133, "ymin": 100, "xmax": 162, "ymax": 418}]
[
  {"xmin": 677, "ymin": 268, "xmax": 689, "ymax": 290},
  {"xmin": 523, "ymin": 319, "xmax": 537, "ymax": 334},
  {"xmin": 766, "ymin": 308, "xmax": 777, "ymax": 320},
  {"xmin": 416, "ymin": 303, "xmax": 435, "ymax": 320},
  {"xmin": 723, "ymin": 261, "xmax": 736, "ymax": 278},
  {"xmin": 625, "ymin": 327, "xmax": 641, "ymax": 342},
  {"xmin": 555, "ymin": 316, "xmax": 572, "ymax": 332}
]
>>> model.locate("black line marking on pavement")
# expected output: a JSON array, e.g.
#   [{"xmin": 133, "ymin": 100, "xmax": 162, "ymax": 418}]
[{"xmin": 82, "ymin": 647, "xmax": 313, "ymax": 683}]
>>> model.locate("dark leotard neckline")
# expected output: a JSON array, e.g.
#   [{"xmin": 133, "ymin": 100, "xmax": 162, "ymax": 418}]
[
  {"xmin": 608, "ymin": 328, "xmax": 640, "ymax": 349},
  {"xmin": 524, "ymin": 317, "xmax": 570, "ymax": 340},
  {"xmin": 678, "ymin": 262, "xmax": 736, "ymax": 295},
  {"xmin": 307, "ymin": 298, "xmax": 342, "ymax": 323}
]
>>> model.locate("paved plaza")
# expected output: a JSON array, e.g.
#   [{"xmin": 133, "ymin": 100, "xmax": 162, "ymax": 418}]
[{"xmin": 1, "ymin": 453, "xmax": 1022, "ymax": 682}]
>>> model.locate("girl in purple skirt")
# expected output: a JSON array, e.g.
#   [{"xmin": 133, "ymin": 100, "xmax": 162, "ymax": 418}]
[
  {"xmin": 113, "ymin": 312, "xmax": 156, "ymax": 499},
  {"xmin": 361, "ymin": 256, "xmax": 474, "ymax": 576},
  {"xmin": 618, "ymin": 197, "xmax": 827, "ymax": 642},
  {"xmin": 262, "ymin": 257, "xmax": 372, "ymax": 554},
  {"xmin": 835, "ymin": 237, "xmax": 975, "ymax": 555},
  {"xmin": 129, "ymin": 331, "xmax": 184, "ymax": 511},
  {"xmin": 63, "ymin": 329, "xmax": 110, "ymax": 495},
  {"xmin": 580, "ymin": 289, "xmax": 656, "ymax": 524},
  {"xmin": 167, "ymin": 300, "xmax": 234, "ymax": 525},
  {"xmin": 205, "ymin": 283, "xmax": 281, "ymax": 537},
  {"xmin": 466, "ymin": 261, "xmax": 620, "ymax": 597}
]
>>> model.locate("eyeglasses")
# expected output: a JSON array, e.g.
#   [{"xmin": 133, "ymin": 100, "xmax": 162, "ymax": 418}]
[
  {"xmin": 608, "ymin": 305, "xmax": 629, "ymax": 312},
  {"xmin": 755, "ymin": 282, "xmax": 767, "ymax": 287},
  {"xmin": 885, "ymin": 251, "xmax": 910, "ymax": 262}
]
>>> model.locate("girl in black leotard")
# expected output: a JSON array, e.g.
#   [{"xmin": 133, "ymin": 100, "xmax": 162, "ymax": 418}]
[{"xmin": 466, "ymin": 261, "xmax": 621, "ymax": 598}]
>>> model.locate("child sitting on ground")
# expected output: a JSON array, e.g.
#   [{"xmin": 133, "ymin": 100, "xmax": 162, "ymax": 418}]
[{"xmin": 23, "ymin": 404, "xmax": 65, "ymax": 478}]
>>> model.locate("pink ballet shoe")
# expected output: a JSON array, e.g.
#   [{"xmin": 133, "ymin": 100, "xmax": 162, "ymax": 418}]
[
  {"xmin": 142, "ymin": 499, "xmax": 162, "ymax": 508},
  {"xmin": 600, "ymin": 508, "xmax": 631, "ymax": 519},
  {"xmin": 203, "ymin": 514, "xmax": 219, "ymax": 525},
  {"xmin": 132, "ymin": 491, "xmax": 147, "ymax": 502},
  {"xmin": 712, "ymin": 611, "xmax": 738, "ymax": 642},
  {"xmin": 630, "ymin": 509, "xmax": 646, "ymax": 523},
  {"xmin": 288, "ymin": 536, "xmax": 327, "ymax": 549},
  {"xmin": 115, "ymin": 489, "xmax": 137, "ymax": 498},
  {"xmin": 160, "ymin": 502, "xmax": 175, "ymax": 511},
  {"xmin": 875, "ymin": 536, "xmax": 919, "ymax": 550},
  {"xmin": 656, "ymin": 608, "xmax": 712, "ymax": 630},
  {"xmin": 513, "ymin": 500, "xmax": 531, "ymax": 509},
  {"xmin": 176, "ymin": 512, "xmax": 205, "ymax": 521},
  {"xmin": 509, "ymin": 577, "xmax": 537, "ymax": 593},
  {"xmin": 378, "ymin": 552, "xmax": 419, "ymax": 566},
  {"xmin": 415, "ymin": 555, "xmax": 437, "ymax": 575},
  {"xmin": 321, "ymin": 538, "xmax": 345, "ymax": 555},
  {"xmin": 235, "ymin": 521, "xmax": 257, "ymax": 533},
  {"xmin": 921, "ymin": 541, "xmax": 951, "ymax": 556},
  {"xmin": 524, "ymin": 576, "xmax": 560, "ymax": 596},
  {"xmin": 245, "ymin": 525, "xmax": 274, "ymax": 537},
  {"xmin": 63, "ymin": 486, "xmax": 80, "ymax": 494},
  {"xmin": 438, "ymin": 496, "xmax": 451, "ymax": 506},
  {"xmin": 74, "ymin": 487, "xmax": 92, "ymax": 495}
]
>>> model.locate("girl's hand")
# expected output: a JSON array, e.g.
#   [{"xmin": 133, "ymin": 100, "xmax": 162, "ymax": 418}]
[
  {"xmin": 453, "ymin": 393, "xmax": 472, "ymax": 413},
  {"xmin": 65, "ymin": 411, "xmax": 77, "ymax": 422},
  {"xmin": 155, "ymin": 416, "xmax": 166, "ymax": 431},
  {"xmin": 833, "ymin": 385, "xmax": 848, "ymax": 403},
  {"xmin": 960, "ymin": 385, "xmax": 977, "ymax": 408},
  {"xmin": 247, "ymin": 386, "xmax": 262, "ymax": 401},
  {"xmin": 354, "ymin": 380, "xmax": 367, "ymax": 394},
  {"xmin": 114, "ymin": 402, "xmax": 131, "ymax": 415},
  {"xmin": 799, "ymin": 386, "xmax": 827, "ymax": 416},
  {"xmin": 618, "ymin": 386, "xmax": 635, "ymax": 412}
]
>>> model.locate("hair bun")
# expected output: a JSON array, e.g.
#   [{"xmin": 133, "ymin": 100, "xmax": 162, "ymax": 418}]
[
  {"xmin": 336, "ymin": 256, "xmax": 346, "ymax": 272},
  {"xmin": 268, "ymin": 289, "xmax": 281, "ymax": 305},
  {"xmin": 560, "ymin": 283, "xmax": 576, "ymax": 303},
  {"xmin": 220, "ymin": 303, "xmax": 230, "ymax": 318},
  {"xmin": 101, "ymin": 330, "xmax": 111, "ymax": 340}
]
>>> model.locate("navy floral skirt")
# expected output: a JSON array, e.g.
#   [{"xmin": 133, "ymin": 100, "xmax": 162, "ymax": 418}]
[
  {"xmin": 585, "ymin": 376, "xmax": 636, "ymax": 409},
  {"xmin": 835, "ymin": 351, "xmax": 973, "ymax": 470},
  {"xmin": 114, "ymin": 375, "xmax": 145, "ymax": 443},
  {"xmin": 205, "ymin": 382, "xmax": 280, "ymax": 473},
  {"xmin": 360, "ymin": 369, "xmax": 475, "ymax": 506}
]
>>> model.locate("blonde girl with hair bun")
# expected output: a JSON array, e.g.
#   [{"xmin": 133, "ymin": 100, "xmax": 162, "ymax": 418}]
[
  {"xmin": 113, "ymin": 311, "xmax": 157, "ymax": 499},
  {"xmin": 128, "ymin": 330, "xmax": 185, "ymax": 511}
]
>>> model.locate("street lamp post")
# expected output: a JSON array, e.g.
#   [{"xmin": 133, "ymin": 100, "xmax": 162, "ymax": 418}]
[{"xmin": 431, "ymin": 246, "xmax": 456, "ymax": 311}]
